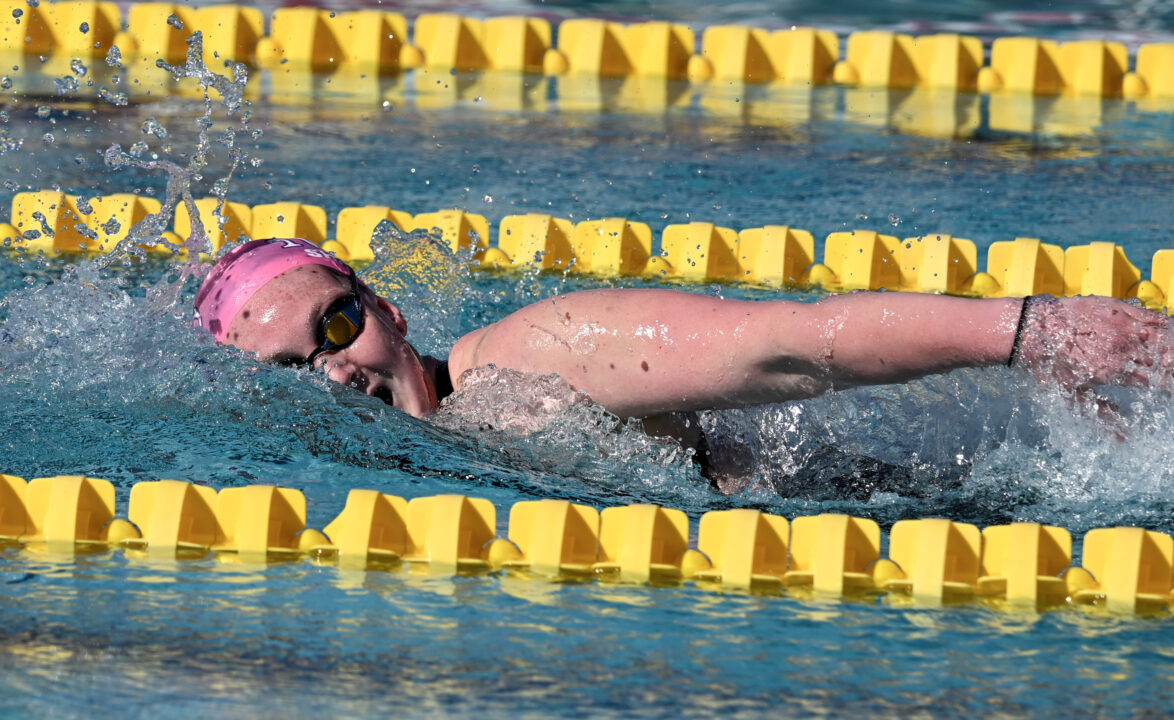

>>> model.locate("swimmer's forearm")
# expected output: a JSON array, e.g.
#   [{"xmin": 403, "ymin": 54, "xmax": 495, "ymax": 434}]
[{"xmin": 790, "ymin": 293, "xmax": 1022, "ymax": 390}]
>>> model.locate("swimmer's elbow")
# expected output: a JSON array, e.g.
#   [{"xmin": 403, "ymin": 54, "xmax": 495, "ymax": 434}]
[{"xmin": 755, "ymin": 353, "xmax": 835, "ymax": 401}]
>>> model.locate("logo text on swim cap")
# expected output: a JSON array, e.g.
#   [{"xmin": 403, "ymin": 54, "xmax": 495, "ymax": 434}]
[{"xmin": 267, "ymin": 237, "xmax": 328, "ymax": 258}]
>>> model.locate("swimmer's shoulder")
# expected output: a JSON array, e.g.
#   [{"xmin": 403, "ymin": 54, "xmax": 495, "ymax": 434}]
[
  {"xmin": 447, "ymin": 326, "xmax": 489, "ymax": 390},
  {"xmin": 449, "ymin": 316, "xmax": 526, "ymax": 390},
  {"xmin": 446, "ymin": 293, "xmax": 576, "ymax": 387}
]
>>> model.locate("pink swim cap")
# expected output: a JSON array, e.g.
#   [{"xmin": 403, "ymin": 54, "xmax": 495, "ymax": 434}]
[{"xmin": 194, "ymin": 237, "xmax": 354, "ymax": 342}]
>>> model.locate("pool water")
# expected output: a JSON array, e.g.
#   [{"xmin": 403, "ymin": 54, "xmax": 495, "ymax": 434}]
[{"xmin": 2, "ymin": 1, "xmax": 1174, "ymax": 717}]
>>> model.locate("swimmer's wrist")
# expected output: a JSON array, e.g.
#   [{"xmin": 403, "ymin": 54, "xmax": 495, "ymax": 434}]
[{"xmin": 1007, "ymin": 296, "xmax": 1033, "ymax": 367}]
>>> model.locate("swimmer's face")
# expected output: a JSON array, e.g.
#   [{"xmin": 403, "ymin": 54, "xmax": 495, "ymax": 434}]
[{"xmin": 224, "ymin": 265, "xmax": 439, "ymax": 418}]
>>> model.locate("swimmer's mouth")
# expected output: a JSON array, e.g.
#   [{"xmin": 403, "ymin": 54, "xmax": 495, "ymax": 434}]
[{"xmin": 371, "ymin": 385, "xmax": 395, "ymax": 406}]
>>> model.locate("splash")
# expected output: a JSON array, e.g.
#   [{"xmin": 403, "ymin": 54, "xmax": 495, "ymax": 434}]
[
  {"xmin": 692, "ymin": 359, "xmax": 1174, "ymax": 530},
  {"xmin": 358, "ymin": 220, "xmax": 472, "ymax": 357},
  {"xmin": 431, "ymin": 365, "xmax": 706, "ymax": 506},
  {"xmin": 94, "ymin": 30, "xmax": 254, "ymax": 307}
]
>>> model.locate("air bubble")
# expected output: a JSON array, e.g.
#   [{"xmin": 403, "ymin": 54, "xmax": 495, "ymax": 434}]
[
  {"xmin": 105, "ymin": 45, "xmax": 122, "ymax": 67},
  {"xmin": 35, "ymin": 105, "xmax": 50, "ymax": 118},
  {"xmin": 70, "ymin": 58, "xmax": 86, "ymax": 76},
  {"xmin": 11, "ymin": 8, "xmax": 21, "ymax": 18},
  {"xmin": 166, "ymin": 13, "xmax": 183, "ymax": 29},
  {"xmin": 78, "ymin": 21, "xmax": 89, "ymax": 34}
]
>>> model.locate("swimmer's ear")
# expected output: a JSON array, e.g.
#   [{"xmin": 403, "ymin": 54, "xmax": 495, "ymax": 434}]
[{"xmin": 375, "ymin": 295, "xmax": 409, "ymax": 335}]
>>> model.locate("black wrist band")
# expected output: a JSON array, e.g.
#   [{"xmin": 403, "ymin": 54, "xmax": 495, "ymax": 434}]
[{"xmin": 1007, "ymin": 296, "xmax": 1032, "ymax": 367}]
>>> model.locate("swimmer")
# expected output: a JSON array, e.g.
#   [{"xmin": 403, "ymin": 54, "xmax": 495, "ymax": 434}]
[{"xmin": 195, "ymin": 238, "xmax": 1173, "ymax": 456}]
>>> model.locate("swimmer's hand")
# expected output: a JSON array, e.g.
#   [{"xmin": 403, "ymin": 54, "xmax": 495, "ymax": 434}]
[{"xmin": 1013, "ymin": 295, "xmax": 1173, "ymax": 394}]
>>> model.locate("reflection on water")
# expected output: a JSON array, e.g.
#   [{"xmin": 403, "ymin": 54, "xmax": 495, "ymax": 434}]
[{"xmin": 6, "ymin": 544, "xmax": 1174, "ymax": 718}]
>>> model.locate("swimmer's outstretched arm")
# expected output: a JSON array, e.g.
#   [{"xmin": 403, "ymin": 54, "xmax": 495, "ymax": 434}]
[{"xmin": 447, "ymin": 289, "xmax": 1024, "ymax": 418}]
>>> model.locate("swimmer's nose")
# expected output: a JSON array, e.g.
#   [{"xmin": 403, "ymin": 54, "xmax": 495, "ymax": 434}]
[{"xmin": 321, "ymin": 357, "xmax": 369, "ymax": 393}]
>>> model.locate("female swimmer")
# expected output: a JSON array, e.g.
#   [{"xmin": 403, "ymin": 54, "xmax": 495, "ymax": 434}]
[{"xmin": 194, "ymin": 238, "xmax": 1173, "ymax": 454}]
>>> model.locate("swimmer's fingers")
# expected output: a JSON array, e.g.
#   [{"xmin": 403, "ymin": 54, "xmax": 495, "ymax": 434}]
[{"xmin": 1016, "ymin": 296, "xmax": 1173, "ymax": 392}]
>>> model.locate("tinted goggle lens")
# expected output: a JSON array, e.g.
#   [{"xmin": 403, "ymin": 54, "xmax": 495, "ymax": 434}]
[{"xmin": 322, "ymin": 302, "xmax": 360, "ymax": 347}]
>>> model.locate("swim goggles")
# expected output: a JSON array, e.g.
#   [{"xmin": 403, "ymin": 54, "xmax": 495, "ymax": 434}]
[{"xmin": 285, "ymin": 272, "xmax": 365, "ymax": 367}]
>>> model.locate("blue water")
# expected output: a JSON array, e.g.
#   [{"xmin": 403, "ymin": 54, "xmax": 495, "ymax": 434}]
[{"xmin": 1, "ymin": 1, "xmax": 1174, "ymax": 717}]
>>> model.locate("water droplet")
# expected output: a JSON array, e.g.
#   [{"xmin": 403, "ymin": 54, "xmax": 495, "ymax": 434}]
[
  {"xmin": 41, "ymin": 132, "xmax": 54, "ymax": 144},
  {"xmin": 166, "ymin": 13, "xmax": 183, "ymax": 29},
  {"xmin": 73, "ymin": 153, "xmax": 85, "ymax": 165},
  {"xmin": 129, "ymin": 140, "xmax": 148, "ymax": 157},
  {"xmin": 888, "ymin": 214, "xmax": 901, "ymax": 226},
  {"xmin": 54, "ymin": 75, "xmax": 78, "ymax": 95},
  {"xmin": 140, "ymin": 117, "xmax": 167, "ymax": 138},
  {"xmin": 97, "ymin": 87, "xmax": 127, "ymax": 105},
  {"xmin": 101, "ymin": 217, "xmax": 121, "ymax": 235},
  {"xmin": 78, "ymin": 21, "xmax": 89, "ymax": 34},
  {"xmin": 0, "ymin": 77, "xmax": 10, "ymax": 90},
  {"xmin": 482, "ymin": 195, "xmax": 493, "ymax": 204},
  {"xmin": 35, "ymin": 105, "xmax": 50, "ymax": 118},
  {"xmin": 471, "ymin": 164, "xmax": 480, "ymax": 175},
  {"xmin": 11, "ymin": 9, "xmax": 21, "ymax": 18},
  {"xmin": 70, "ymin": 58, "xmax": 86, "ymax": 76},
  {"xmin": 105, "ymin": 45, "xmax": 122, "ymax": 67}
]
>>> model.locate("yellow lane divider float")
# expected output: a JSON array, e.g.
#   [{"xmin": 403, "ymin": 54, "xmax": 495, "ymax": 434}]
[
  {"xmin": 3, "ymin": 474, "xmax": 1174, "ymax": 614},
  {"xmin": 0, "ymin": 190, "xmax": 1170, "ymax": 312},
  {"xmin": 1, "ymin": 1, "xmax": 1173, "ymax": 101},
  {"xmin": 3, "ymin": 3, "xmax": 1174, "ymax": 140}
]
